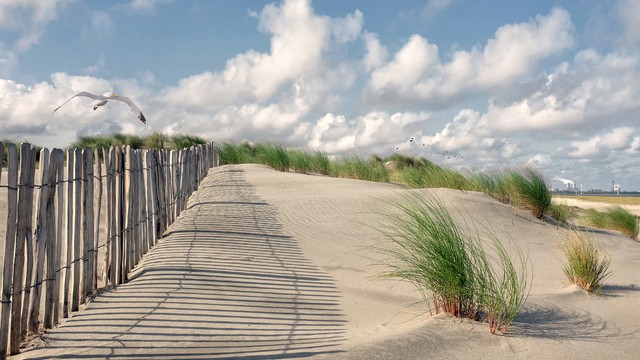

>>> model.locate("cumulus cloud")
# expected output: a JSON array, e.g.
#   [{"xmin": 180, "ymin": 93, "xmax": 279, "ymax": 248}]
[
  {"xmin": 159, "ymin": 0, "xmax": 362, "ymax": 131},
  {"xmin": 528, "ymin": 153, "xmax": 552, "ymax": 167},
  {"xmin": 0, "ymin": 0, "xmax": 70, "ymax": 75},
  {"xmin": 365, "ymin": 8, "xmax": 574, "ymax": 107},
  {"xmin": 361, "ymin": 31, "xmax": 388, "ymax": 71},
  {"xmin": 567, "ymin": 127, "xmax": 635, "ymax": 158},
  {"xmin": 309, "ymin": 111, "xmax": 429, "ymax": 154},
  {"xmin": 419, "ymin": 45, "xmax": 640, "ymax": 165}
]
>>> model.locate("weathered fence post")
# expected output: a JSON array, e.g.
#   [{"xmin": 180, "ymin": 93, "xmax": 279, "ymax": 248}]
[
  {"xmin": 10, "ymin": 143, "xmax": 36, "ymax": 354},
  {"xmin": 29, "ymin": 148, "xmax": 49, "ymax": 333},
  {"xmin": 62, "ymin": 149, "xmax": 73, "ymax": 318},
  {"xmin": 53, "ymin": 149, "xmax": 65, "ymax": 325},
  {"xmin": 43, "ymin": 149, "xmax": 62, "ymax": 329},
  {"xmin": 71, "ymin": 147, "xmax": 82, "ymax": 312},
  {"xmin": 93, "ymin": 149, "xmax": 102, "ymax": 290},
  {"xmin": 0, "ymin": 143, "xmax": 17, "ymax": 358}
]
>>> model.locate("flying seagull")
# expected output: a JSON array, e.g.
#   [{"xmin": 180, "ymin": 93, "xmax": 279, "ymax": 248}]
[{"xmin": 53, "ymin": 91, "xmax": 147, "ymax": 124}]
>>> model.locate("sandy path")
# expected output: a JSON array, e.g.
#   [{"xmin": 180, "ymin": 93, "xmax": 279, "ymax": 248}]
[{"xmin": 8, "ymin": 164, "xmax": 640, "ymax": 359}]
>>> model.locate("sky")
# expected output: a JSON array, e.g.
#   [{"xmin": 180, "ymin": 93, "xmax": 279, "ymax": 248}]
[{"xmin": 1, "ymin": 0, "xmax": 640, "ymax": 191}]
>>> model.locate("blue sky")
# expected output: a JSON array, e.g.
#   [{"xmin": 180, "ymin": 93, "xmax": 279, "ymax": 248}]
[{"xmin": 1, "ymin": 0, "xmax": 640, "ymax": 191}]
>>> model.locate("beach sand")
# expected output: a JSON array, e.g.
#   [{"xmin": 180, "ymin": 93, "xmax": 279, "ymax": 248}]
[
  {"xmin": 243, "ymin": 164, "xmax": 640, "ymax": 359},
  {"xmin": 5, "ymin": 165, "xmax": 640, "ymax": 359}
]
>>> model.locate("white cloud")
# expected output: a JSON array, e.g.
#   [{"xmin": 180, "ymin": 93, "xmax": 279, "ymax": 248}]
[
  {"xmin": 528, "ymin": 153, "xmax": 552, "ymax": 167},
  {"xmin": 0, "ymin": 0, "xmax": 70, "ymax": 77},
  {"xmin": 421, "ymin": 0, "xmax": 460, "ymax": 19},
  {"xmin": 309, "ymin": 111, "xmax": 429, "ymax": 154},
  {"xmin": 618, "ymin": 0, "xmax": 640, "ymax": 44},
  {"xmin": 369, "ymin": 34, "xmax": 439, "ymax": 98},
  {"xmin": 361, "ymin": 32, "xmax": 388, "ymax": 71},
  {"xmin": 366, "ymin": 8, "xmax": 574, "ymax": 106},
  {"xmin": 0, "ymin": 0, "xmax": 70, "ymax": 52},
  {"xmin": 568, "ymin": 127, "xmax": 635, "ymax": 158},
  {"xmin": 127, "ymin": 0, "xmax": 173, "ymax": 14}
]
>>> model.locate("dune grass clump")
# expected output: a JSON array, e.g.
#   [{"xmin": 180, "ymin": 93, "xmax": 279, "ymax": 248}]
[
  {"xmin": 605, "ymin": 205, "xmax": 639, "ymax": 239},
  {"xmin": 329, "ymin": 155, "xmax": 389, "ymax": 182},
  {"xmin": 547, "ymin": 202, "xmax": 575, "ymax": 224},
  {"xmin": 397, "ymin": 162, "xmax": 470, "ymax": 190},
  {"xmin": 380, "ymin": 194, "xmax": 528, "ymax": 334},
  {"xmin": 256, "ymin": 143, "xmax": 291, "ymax": 172},
  {"xmin": 583, "ymin": 209, "xmax": 610, "ymax": 229},
  {"xmin": 468, "ymin": 169, "xmax": 514, "ymax": 203},
  {"xmin": 171, "ymin": 134, "xmax": 207, "ymax": 149},
  {"xmin": 506, "ymin": 167, "xmax": 551, "ymax": 219},
  {"xmin": 145, "ymin": 132, "xmax": 170, "ymax": 149},
  {"xmin": 582, "ymin": 206, "xmax": 639, "ymax": 239},
  {"xmin": 219, "ymin": 142, "xmax": 256, "ymax": 164},
  {"xmin": 309, "ymin": 150, "xmax": 331, "ymax": 175},
  {"xmin": 289, "ymin": 149, "xmax": 313, "ymax": 173},
  {"xmin": 562, "ymin": 230, "xmax": 611, "ymax": 292}
]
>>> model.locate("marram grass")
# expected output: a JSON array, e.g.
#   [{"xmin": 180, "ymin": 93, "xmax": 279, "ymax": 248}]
[
  {"xmin": 605, "ymin": 205, "xmax": 639, "ymax": 239},
  {"xmin": 582, "ymin": 206, "xmax": 639, "ymax": 239},
  {"xmin": 562, "ymin": 230, "xmax": 611, "ymax": 293},
  {"xmin": 378, "ymin": 193, "xmax": 529, "ymax": 334}
]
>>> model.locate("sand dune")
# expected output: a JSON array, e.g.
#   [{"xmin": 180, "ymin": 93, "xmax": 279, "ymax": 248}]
[
  {"xmin": 244, "ymin": 164, "xmax": 640, "ymax": 359},
  {"xmin": 8, "ymin": 164, "xmax": 640, "ymax": 359}
]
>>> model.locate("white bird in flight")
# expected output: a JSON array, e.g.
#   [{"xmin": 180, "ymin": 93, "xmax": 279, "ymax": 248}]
[{"xmin": 53, "ymin": 91, "xmax": 147, "ymax": 124}]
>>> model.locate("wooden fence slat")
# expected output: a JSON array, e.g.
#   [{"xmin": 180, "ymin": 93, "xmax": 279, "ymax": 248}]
[
  {"xmin": 10, "ymin": 144, "xmax": 36, "ymax": 354},
  {"xmin": 0, "ymin": 143, "xmax": 18, "ymax": 357},
  {"xmin": 115, "ymin": 148, "xmax": 124, "ymax": 285},
  {"xmin": 71, "ymin": 148, "xmax": 82, "ymax": 311},
  {"xmin": 43, "ymin": 150, "xmax": 61, "ymax": 329},
  {"xmin": 103, "ymin": 147, "xmax": 113, "ymax": 287},
  {"xmin": 19, "ymin": 146, "xmax": 37, "ymax": 338},
  {"xmin": 93, "ymin": 149, "xmax": 102, "ymax": 290},
  {"xmin": 53, "ymin": 149, "xmax": 65, "ymax": 325},
  {"xmin": 82, "ymin": 149, "xmax": 94, "ymax": 302},
  {"xmin": 143, "ymin": 151, "xmax": 154, "ymax": 250},
  {"xmin": 123, "ymin": 146, "xmax": 132, "ymax": 280},
  {"xmin": 28, "ymin": 148, "xmax": 50, "ymax": 333},
  {"xmin": 62, "ymin": 149, "xmax": 73, "ymax": 319}
]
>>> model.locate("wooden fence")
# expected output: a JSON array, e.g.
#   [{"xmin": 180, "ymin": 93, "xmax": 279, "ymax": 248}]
[{"xmin": 0, "ymin": 142, "xmax": 219, "ymax": 358}]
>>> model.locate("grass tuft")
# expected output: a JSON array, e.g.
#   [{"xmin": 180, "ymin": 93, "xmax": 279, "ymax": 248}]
[
  {"xmin": 507, "ymin": 167, "xmax": 551, "ymax": 219},
  {"xmin": 562, "ymin": 230, "xmax": 611, "ymax": 292},
  {"xmin": 547, "ymin": 202, "xmax": 575, "ymax": 224},
  {"xmin": 605, "ymin": 205, "xmax": 639, "ymax": 239},
  {"xmin": 379, "ymin": 193, "xmax": 528, "ymax": 334}
]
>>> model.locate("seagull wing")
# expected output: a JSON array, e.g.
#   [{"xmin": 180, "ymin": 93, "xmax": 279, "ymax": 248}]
[
  {"xmin": 109, "ymin": 96, "xmax": 147, "ymax": 124},
  {"xmin": 53, "ymin": 91, "xmax": 108, "ymax": 113}
]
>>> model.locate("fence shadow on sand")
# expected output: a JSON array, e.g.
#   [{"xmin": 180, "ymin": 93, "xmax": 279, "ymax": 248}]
[{"xmin": 19, "ymin": 166, "xmax": 346, "ymax": 359}]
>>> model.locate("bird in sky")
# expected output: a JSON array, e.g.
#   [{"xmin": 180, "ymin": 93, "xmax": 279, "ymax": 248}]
[{"xmin": 53, "ymin": 91, "xmax": 147, "ymax": 124}]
